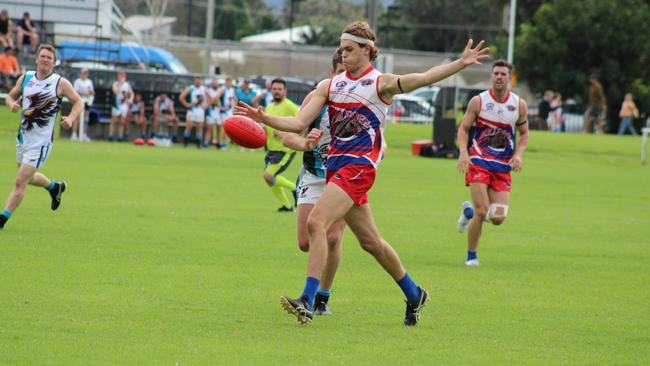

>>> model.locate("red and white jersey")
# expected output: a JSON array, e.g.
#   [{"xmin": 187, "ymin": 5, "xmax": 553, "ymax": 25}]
[
  {"xmin": 469, "ymin": 89, "xmax": 520, "ymax": 173},
  {"xmin": 326, "ymin": 66, "xmax": 389, "ymax": 171}
]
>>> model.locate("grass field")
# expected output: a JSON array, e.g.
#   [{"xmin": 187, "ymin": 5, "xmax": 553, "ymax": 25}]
[{"xmin": 1, "ymin": 106, "xmax": 649, "ymax": 365}]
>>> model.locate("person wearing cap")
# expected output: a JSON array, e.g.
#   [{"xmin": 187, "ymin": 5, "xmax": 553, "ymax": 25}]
[{"xmin": 16, "ymin": 12, "xmax": 38, "ymax": 54}]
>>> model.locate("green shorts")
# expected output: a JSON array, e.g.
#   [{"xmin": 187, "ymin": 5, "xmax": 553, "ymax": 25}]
[{"xmin": 265, "ymin": 150, "xmax": 295, "ymax": 176}]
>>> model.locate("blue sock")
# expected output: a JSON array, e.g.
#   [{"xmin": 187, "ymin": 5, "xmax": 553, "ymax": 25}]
[
  {"xmin": 467, "ymin": 251, "xmax": 478, "ymax": 261},
  {"xmin": 397, "ymin": 273, "xmax": 420, "ymax": 303},
  {"xmin": 196, "ymin": 133, "xmax": 203, "ymax": 141},
  {"xmin": 183, "ymin": 131, "xmax": 191, "ymax": 139},
  {"xmin": 47, "ymin": 180, "xmax": 56, "ymax": 191},
  {"xmin": 1, "ymin": 210, "xmax": 11, "ymax": 218},
  {"xmin": 300, "ymin": 276, "xmax": 320, "ymax": 309}
]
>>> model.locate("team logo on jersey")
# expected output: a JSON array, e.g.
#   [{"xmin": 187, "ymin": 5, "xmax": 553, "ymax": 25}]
[
  {"xmin": 316, "ymin": 144, "xmax": 329, "ymax": 166},
  {"xmin": 507, "ymin": 105, "xmax": 516, "ymax": 111},
  {"xmin": 348, "ymin": 86, "xmax": 357, "ymax": 93},
  {"xmin": 330, "ymin": 109, "xmax": 371, "ymax": 138},
  {"xmin": 22, "ymin": 93, "xmax": 61, "ymax": 131},
  {"xmin": 478, "ymin": 127, "xmax": 510, "ymax": 150},
  {"xmin": 361, "ymin": 79, "xmax": 374, "ymax": 86},
  {"xmin": 486, "ymin": 103, "xmax": 495, "ymax": 111},
  {"xmin": 336, "ymin": 81, "xmax": 347, "ymax": 89}
]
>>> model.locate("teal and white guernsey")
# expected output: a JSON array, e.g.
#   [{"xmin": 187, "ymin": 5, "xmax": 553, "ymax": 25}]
[{"xmin": 18, "ymin": 71, "xmax": 62, "ymax": 149}]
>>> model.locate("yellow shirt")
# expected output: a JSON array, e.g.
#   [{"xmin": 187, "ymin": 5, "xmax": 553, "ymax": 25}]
[{"xmin": 264, "ymin": 98, "xmax": 299, "ymax": 152}]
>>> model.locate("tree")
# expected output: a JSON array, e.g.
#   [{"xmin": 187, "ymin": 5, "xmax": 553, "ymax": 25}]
[
  {"xmin": 293, "ymin": 0, "xmax": 365, "ymax": 46},
  {"xmin": 516, "ymin": 0, "xmax": 650, "ymax": 122}
]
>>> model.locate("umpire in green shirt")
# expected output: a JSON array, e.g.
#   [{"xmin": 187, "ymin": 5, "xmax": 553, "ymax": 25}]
[{"xmin": 263, "ymin": 78, "xmax": 299, "ymax": 212}]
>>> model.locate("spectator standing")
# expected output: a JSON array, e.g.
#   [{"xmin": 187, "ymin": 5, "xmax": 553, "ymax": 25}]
[
  {"xmin": 583, "ymin": 75, "xmax": 607, "ymax": 134},
  {"xmin": 236, "ymin": 79, "xmax": 257, "ymax": 106},
  {"xmin": 16, "ymin": 12, "xmax": 38, "ymax": 54},
  {"xmin": 72, "ymin": 68, "xmax": 95, "ymax": 141},
  {"xmin": 536, "ymin": 90, "xmax": 552, "ymax": 130},
  {"xmin": 617, "ymin": 93, "xmax": 639, "ymax": 135},
  {"xmin": 0, "ymin": 46, "xmax": 19, "ymax": 91},
  {"xmin": 548, "ymin": 92, "xmax": 563, "ymax": 132},
  {"xmin": 108, "ymin": 71, "xmax": 134, "ymax": 141},
  {"xmin": 0, "ymin": 10, "xmax": 13, "ymax": 48}
]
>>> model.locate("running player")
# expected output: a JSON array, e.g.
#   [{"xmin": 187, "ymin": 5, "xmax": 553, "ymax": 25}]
[
  {"xmin": 456, "ymin": 60, "xmax": 529, "ymax": 266},
  {"xmin": 263, "ymin": 78, "xmax": 299, "ymax": 212},
  {"xmin": 235, "ymin": 21, "xmax": 489, "ymax": 325},
  {"xmin": 108, "ymin": 70, "xmax": 134, "ymax": 142},
  {"xmin": 204, "ymin": 78, "xmax": 222, "ymax": 148},
  {"xmin": 0, "ymin": 44, "xmax": 83, "ymax": 230},
  {"xmin": 215, "ymin": 76, "xmax": 237, "ymax": 148},
  {"xmin": 128, "ymin": 93, "xmax": 147, "ymax": 141},
  {"xmin": 150, "ymin": 92, "xmax": 180, "ymax": 141},
  {"xmin": 179, "ymin": 77, "xmax": 209, "ymax": 148},
  {"xmin": 282, "ymin": 48, "xmax": 347, "ymax": 315}
]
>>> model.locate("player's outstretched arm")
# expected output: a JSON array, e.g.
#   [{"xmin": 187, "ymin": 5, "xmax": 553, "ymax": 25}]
[
  {"xmin": 234, "ymin": 80, "xmax": 328, "ymax": 133},
  {"xmin": 5, "ymin": 74, "xmax": 24, "ymax": 112},
  {"xmin": 380, "ymin": 39, "xmax": 490, "ymax": 101},
  {"xmin": 457, "ymin": 96, "xmax": 480, "ymax": 173},
  {"xmin": 58, "ymin": 78, "xmax": 84, "ymax": 129},
  {"xmin": 509, "ymin": 99, "xmax": 529, "ymax": 172}
]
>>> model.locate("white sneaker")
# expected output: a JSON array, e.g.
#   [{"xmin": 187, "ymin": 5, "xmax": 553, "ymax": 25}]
[
  {"xmin": 465, "ymin": 259, "xmax": 480, "ymax": 267},
  {"xmin": 457, "ymin": 201, "xmax": 474, "ymax": 233},
  {"xmin": 70, "ymin": 133, "xmax": 78, "ymax": 141},
  {"xmin": 81, "ymin": 134, "xmax": 92, "ymax": 142}
]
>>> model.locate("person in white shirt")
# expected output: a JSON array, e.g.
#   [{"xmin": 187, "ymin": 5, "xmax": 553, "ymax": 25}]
[{"xmin": 72, "ymin": 68, "xmax": 94, "ymax": 141}]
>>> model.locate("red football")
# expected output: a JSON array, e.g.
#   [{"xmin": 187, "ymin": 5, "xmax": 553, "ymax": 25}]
[{"xmin": 224, "ymin": 115, "xmax": 266, "ymax": 149}]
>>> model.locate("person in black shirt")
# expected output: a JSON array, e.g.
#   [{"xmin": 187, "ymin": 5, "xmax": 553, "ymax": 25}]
[
  {"xmin": 0, "ymin": 10, "xmax": 13, "ymax": 49},
  {"xmin": 16, "ymin": 12, "xmax": 38, "ymax": 53}
]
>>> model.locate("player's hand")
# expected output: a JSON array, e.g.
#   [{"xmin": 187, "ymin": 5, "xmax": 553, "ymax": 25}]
[
  {"xmin": 305, "ymin": 128, "xmax": 323, "ymax": 150},
  {"xmin": 9, "ymin": 101, "xmax": 20, "ymax": 113},
  {"xmin": 457, "ymin": 154, "xmax": 470, "ymax": 173},
  {"xmin": 509, "ymin": 156, "xmax": 522, "ymax": 172},
  {"xmin": 460, "ymin": 39, "xmax": 490, "ymax": 66},
  {"xmin": 234, "ymin": 101, "xmax": 267, "ymax": 124},
  {"xmin": 60, "ymin": 116, "xmax": 73, "ymax": 129}
]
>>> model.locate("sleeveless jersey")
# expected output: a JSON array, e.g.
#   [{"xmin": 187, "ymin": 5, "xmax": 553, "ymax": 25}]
[
  {"xmin": 326, "ymin": 66, "xmax": 388, "ymax": 171},
  {"xmin": 469, "ymin": 89, "xmax": 520, "ymax": 173},
  {"xmin": 156, "ymin": 96, "xmax": 172, "ymax": 113},
  {"xmin": 220, "ymin": 86, "xmax": 235, "ymax": 111},
  {"xmin": 188, "ymin": 85, "xmax": 207, "ymax": 110},
  {"xmin": 207, "ymin": 87, "xmax": 219, "ymax": 115},
  {"xmin": 113, "ymin": 81, "xmax": 131, "ymax": 108},
  {"xmin": 130, "ymin": 101, "xmax": 143, "ymax": 114},
  {"xmin": 18, "ymin": 71, "xmax": 62, "ymax": 149},
  {"xmin": 303, "ymin": 106, "xmax": 331, "ymax": 178}
]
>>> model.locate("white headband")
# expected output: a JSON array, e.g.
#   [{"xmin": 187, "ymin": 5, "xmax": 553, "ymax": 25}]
[{"xmin": 340, "ymin": 33, "xmax": 375, "ymax": 47}]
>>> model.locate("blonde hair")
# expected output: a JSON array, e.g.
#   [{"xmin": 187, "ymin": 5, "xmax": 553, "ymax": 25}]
[{"xmin": 342, "ymin": 21, "xmax": 379, "ymax": 61}]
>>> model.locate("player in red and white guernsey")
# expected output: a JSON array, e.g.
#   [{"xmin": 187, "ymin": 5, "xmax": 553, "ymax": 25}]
[
  {"xmin": 235, "ymin": 21, "xmax": 489, "ymax": 326},
  {"xmin": 456, "ymin": 60, "xmax": 529, "ymax": 267}
]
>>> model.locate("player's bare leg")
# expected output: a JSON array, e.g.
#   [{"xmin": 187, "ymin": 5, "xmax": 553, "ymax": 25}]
[
  {"xmin": 467, "ymin": 183, "xmax": 490, "ymax": 265},
  {"xmin": 204, "ymin": 124, "xmax": 214, "ymax": 148},
  {"xmin": 487, "ymin": 189, "xmax": 510, "ymax": 226},
  {"xmin": 280, "ymin": 183, "xmax": 351, "ymax": 323},
  {"xmin": 343, "ymin": 201, "xmax": 428, "ymax": 326},
  {"xmin": 183, "ymin": 121, "xmax": 193, "ymax": 147},
  {"xmin": 344, "ymin": 203, "xmax": 405, "ymax": 279}
]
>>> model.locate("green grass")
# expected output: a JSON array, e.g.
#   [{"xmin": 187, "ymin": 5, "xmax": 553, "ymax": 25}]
[{"xmin": 1, "ymin": 107, "xmax": 649, "ymax": 365}]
